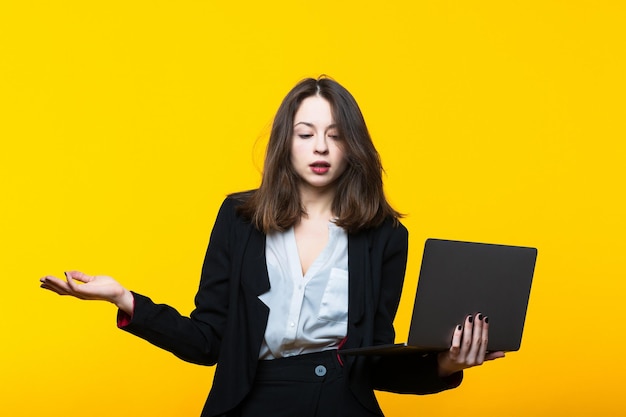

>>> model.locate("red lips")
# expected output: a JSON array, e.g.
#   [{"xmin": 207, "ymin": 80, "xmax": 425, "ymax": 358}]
[
  {"xmin": 310, "ymin": 161, "xmax": 330, "ymax": 168},
  {"xmin": 310, "ymin": 161, "xmax": 330, "ymax": 174}
]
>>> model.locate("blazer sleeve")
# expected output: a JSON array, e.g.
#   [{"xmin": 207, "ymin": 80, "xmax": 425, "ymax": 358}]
[
  {"xmin": 118, "ymin": 197, "xmax": 237, "ymax": 366},
  {"xmin": 369, "ymin": 222, "xmax": 463, "ymax": 394}
]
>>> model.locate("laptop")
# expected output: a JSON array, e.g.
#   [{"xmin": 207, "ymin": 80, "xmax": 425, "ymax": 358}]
[{"xmin": 341, "ymin": 238, "xmax": 537, "ymax": 355}]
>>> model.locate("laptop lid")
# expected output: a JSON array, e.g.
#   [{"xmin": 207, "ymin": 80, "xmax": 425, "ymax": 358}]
[{"xmin": 341, "ymin": 238, "xmax": 537, "ymax": 355}]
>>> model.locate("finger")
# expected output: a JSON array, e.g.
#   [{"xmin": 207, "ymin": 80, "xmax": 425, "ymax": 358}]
[
  {"xmin": 448, "ymin": 324, "xmax": 463, "ymax": 360},
  {"xmin": 41, "ymin": 281, "xmax": 91, "ymax": 299},
  {"xmin": 41, "ymin": 275, "xmax": 71, "ymax": 291},
  {"xmin": 485, "ymin": 351, "xmax": 506, "ymax": 361},
  {"xmin": 64, "ymin": 272, "xmax": 100, "ymax": 299},
  {"xmin": 458, "ymin": 315, "xmax": 473, "ymax": 361},
  {"xmin": 65, "ymin": 270, "xmax": 93, "ymax": 284},
  {"xmin": 65, "ymin": 271, "xmax": 94, "ymax": 294},
  {"xmin": 476, "ymin": 316, "xmax": 490, "ymax": 360},
  {"xmin": 40, "ymin": 277, "xmax": 72, "ymax": 296},
  {"xmin": 466, "ymin": 313, "xmax": 485, "ymax": 365},
  {"xmin": 40, "ymin": 275, "xmax": 64, "ymax": 285},
  {"xmin": 64, "ymin": 271, "xmax": 79, "ymax": 292},
  {"xmin": 42, "ymin": 286, "xmax": 70, "ymax": 296}
]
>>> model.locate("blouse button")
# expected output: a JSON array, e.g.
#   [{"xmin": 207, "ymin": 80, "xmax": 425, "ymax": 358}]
[{"xmin": 315, "ymin": 365, "xmax": 327, "ymax": 377}]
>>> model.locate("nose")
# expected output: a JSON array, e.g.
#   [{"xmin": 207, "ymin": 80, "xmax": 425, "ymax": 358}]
[{"xmin": 314, "ymin": 134, "xmax": 329, "ymax": 155}]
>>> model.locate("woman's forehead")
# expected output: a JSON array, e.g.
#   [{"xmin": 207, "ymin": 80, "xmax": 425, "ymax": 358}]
[{"xmin": 294, "ymin": 96, "xmax": 334, "ymax": 126}]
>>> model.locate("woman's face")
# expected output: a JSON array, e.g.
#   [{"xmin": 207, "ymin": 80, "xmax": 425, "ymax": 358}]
[{"xmin": 291, "ymin": 95, "xmax": 348, "ymax": 193}]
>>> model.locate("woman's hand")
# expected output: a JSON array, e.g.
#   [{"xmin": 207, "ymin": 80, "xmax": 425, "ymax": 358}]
[
  {"xmin": 437, "ymin": 313, "xmax": 505, "ymax": 377},
  {"xmin": 40, "ymin": 271, "xmax": 134, "ymax": 315}
]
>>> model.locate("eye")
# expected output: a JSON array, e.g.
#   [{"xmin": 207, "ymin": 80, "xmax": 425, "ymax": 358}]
[
  {"xmin": 328, "ymin": 133, "xmax": 341, "ymax": 140},
  {"xmin": 297, "ymin": 134, "xmax": 313, "ymax": 139}
]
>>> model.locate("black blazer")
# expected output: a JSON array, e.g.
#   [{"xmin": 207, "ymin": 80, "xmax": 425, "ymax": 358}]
[{"xmin": 122, "ymin": 197, "xmax": 461, "ymax": 416}]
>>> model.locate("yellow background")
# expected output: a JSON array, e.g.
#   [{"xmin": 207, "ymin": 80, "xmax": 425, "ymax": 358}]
[{"xmin": 2, "ymin": 1, "xmax": 625, "ymax": 416}]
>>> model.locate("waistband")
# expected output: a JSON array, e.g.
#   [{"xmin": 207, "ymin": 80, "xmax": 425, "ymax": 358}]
[{"xmin": 255, "ymin": 350, "xmax": 342, "ymax": 382}]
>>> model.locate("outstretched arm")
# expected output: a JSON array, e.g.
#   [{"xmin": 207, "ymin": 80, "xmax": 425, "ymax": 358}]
[
  {"xmin": 39, "ymin": 198, "xmax": 240, "ymax": 366},
  {"xmin": 40, "ymin": 271, "xmax": 134, "ymax": 315}
]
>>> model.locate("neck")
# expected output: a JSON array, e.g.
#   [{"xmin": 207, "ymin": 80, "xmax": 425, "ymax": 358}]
[{"xmin": 298, "ymin": 186, "xmax": 336, "ymax": 220}]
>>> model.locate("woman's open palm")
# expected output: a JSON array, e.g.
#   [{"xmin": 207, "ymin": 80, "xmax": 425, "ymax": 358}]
[{"xmin": 40, "ymin": 271, "xmax": 133, "ymax": 313}]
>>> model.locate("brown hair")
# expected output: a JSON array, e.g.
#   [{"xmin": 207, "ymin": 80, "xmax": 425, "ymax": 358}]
[{"xmin": 231, "ymin": 76, "xmax": 401, "ymax": 234}]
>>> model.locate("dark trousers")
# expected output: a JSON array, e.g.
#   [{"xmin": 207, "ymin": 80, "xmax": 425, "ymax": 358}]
[{"xmin": 225, "ymin": 350, "xmax": 383, "ymax": 417}]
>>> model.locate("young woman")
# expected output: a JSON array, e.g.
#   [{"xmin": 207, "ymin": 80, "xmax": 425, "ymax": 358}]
[{"xmin": 40, "ymin": 76, "xmax": 503, "ymax": 417}]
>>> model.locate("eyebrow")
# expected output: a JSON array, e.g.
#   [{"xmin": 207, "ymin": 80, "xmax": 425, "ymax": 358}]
[{"xmin": 293, "ymin": 122, "xmax": 338, "ymax": 129}]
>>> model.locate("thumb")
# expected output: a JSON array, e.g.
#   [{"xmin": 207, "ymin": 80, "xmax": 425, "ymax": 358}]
[{"xmin": 65, "ymin": 270, "xmax": 93, "ymax": 284}]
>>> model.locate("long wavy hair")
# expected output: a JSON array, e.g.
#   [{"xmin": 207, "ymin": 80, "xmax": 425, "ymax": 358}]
[{"xmin": 232, "ymin": 76, "xmax": 401, "ymax": 234}]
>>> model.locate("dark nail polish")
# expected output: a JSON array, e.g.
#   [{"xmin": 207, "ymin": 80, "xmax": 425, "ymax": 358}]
[
  {"xmin": 468, "ymin": 315, "xmax": 473, "ymax": 323},
  {"xmin": 477, "ymin": 313, "xmax": 483, "ymax": 321},
  {"xmin": 457, "ymin": 325, "xmax": 462, "ymax": 331},
  {"xmin": 484, "ymin": 316, "xmax": 489, "ymax": 323}
]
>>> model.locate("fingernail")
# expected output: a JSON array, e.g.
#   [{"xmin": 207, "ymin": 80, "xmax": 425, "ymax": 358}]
[
  {"xmin": 468, "ymin": 315, "xmax": 473, "ymax": 323},
  {"xmin": 484, "ymin": 316, "xmax": 489, "ymax": 323},
  {"xmin": 456, "ymin": 325, "xmax": 462, "ymax": 331},
  {"xmin": 477, "ymin": 313, "xmax": 483, "ymax": 321}
]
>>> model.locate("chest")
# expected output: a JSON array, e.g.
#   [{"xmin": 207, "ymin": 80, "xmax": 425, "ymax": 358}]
[{"xmin": 293, "ymin": 219, "xmax": 331, "ymax": 276}]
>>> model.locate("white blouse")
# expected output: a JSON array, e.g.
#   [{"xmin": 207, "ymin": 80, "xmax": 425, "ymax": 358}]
[{"xmin": 258, "ymin": 222, "xmax": 349, "ymax": 359}]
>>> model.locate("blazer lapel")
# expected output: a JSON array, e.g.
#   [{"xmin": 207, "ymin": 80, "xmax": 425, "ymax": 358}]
[
  {"xmin": 240, "ymin": 226, "xmax": 271, "ymax": 297},
  {"xmin": 347, "ymin": 231, "xmax": 369, "ymax": 336}
]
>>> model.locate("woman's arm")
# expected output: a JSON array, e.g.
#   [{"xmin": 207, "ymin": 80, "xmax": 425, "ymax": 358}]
[
  {"xmin": 366, "ymin": 222, "xmax": 460, "ymax": 394},
  {"xmin": 369, "ymin": 223, "xmax": 504, "ymax": 394},
  {"xmin": 39, "ymin": 197, "xmax": 238, "ymax": 366},
  {"xmin": 116, "ymin": 197, "xmax": 239, "ymax": 365}
]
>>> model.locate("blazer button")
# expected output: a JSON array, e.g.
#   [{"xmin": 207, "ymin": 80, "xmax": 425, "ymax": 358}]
[{"xmin": 315, "ymin": 365, "xmax": 327, "ymax": 377}]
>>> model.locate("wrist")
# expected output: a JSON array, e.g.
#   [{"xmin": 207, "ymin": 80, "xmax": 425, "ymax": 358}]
[
  {"xmin": 437, "ymin": 352, "xmax": 460, "ymax": 377},
  {"xmin": 113, "ymin": 289, "xmax": 134, "ymax": 315}
]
